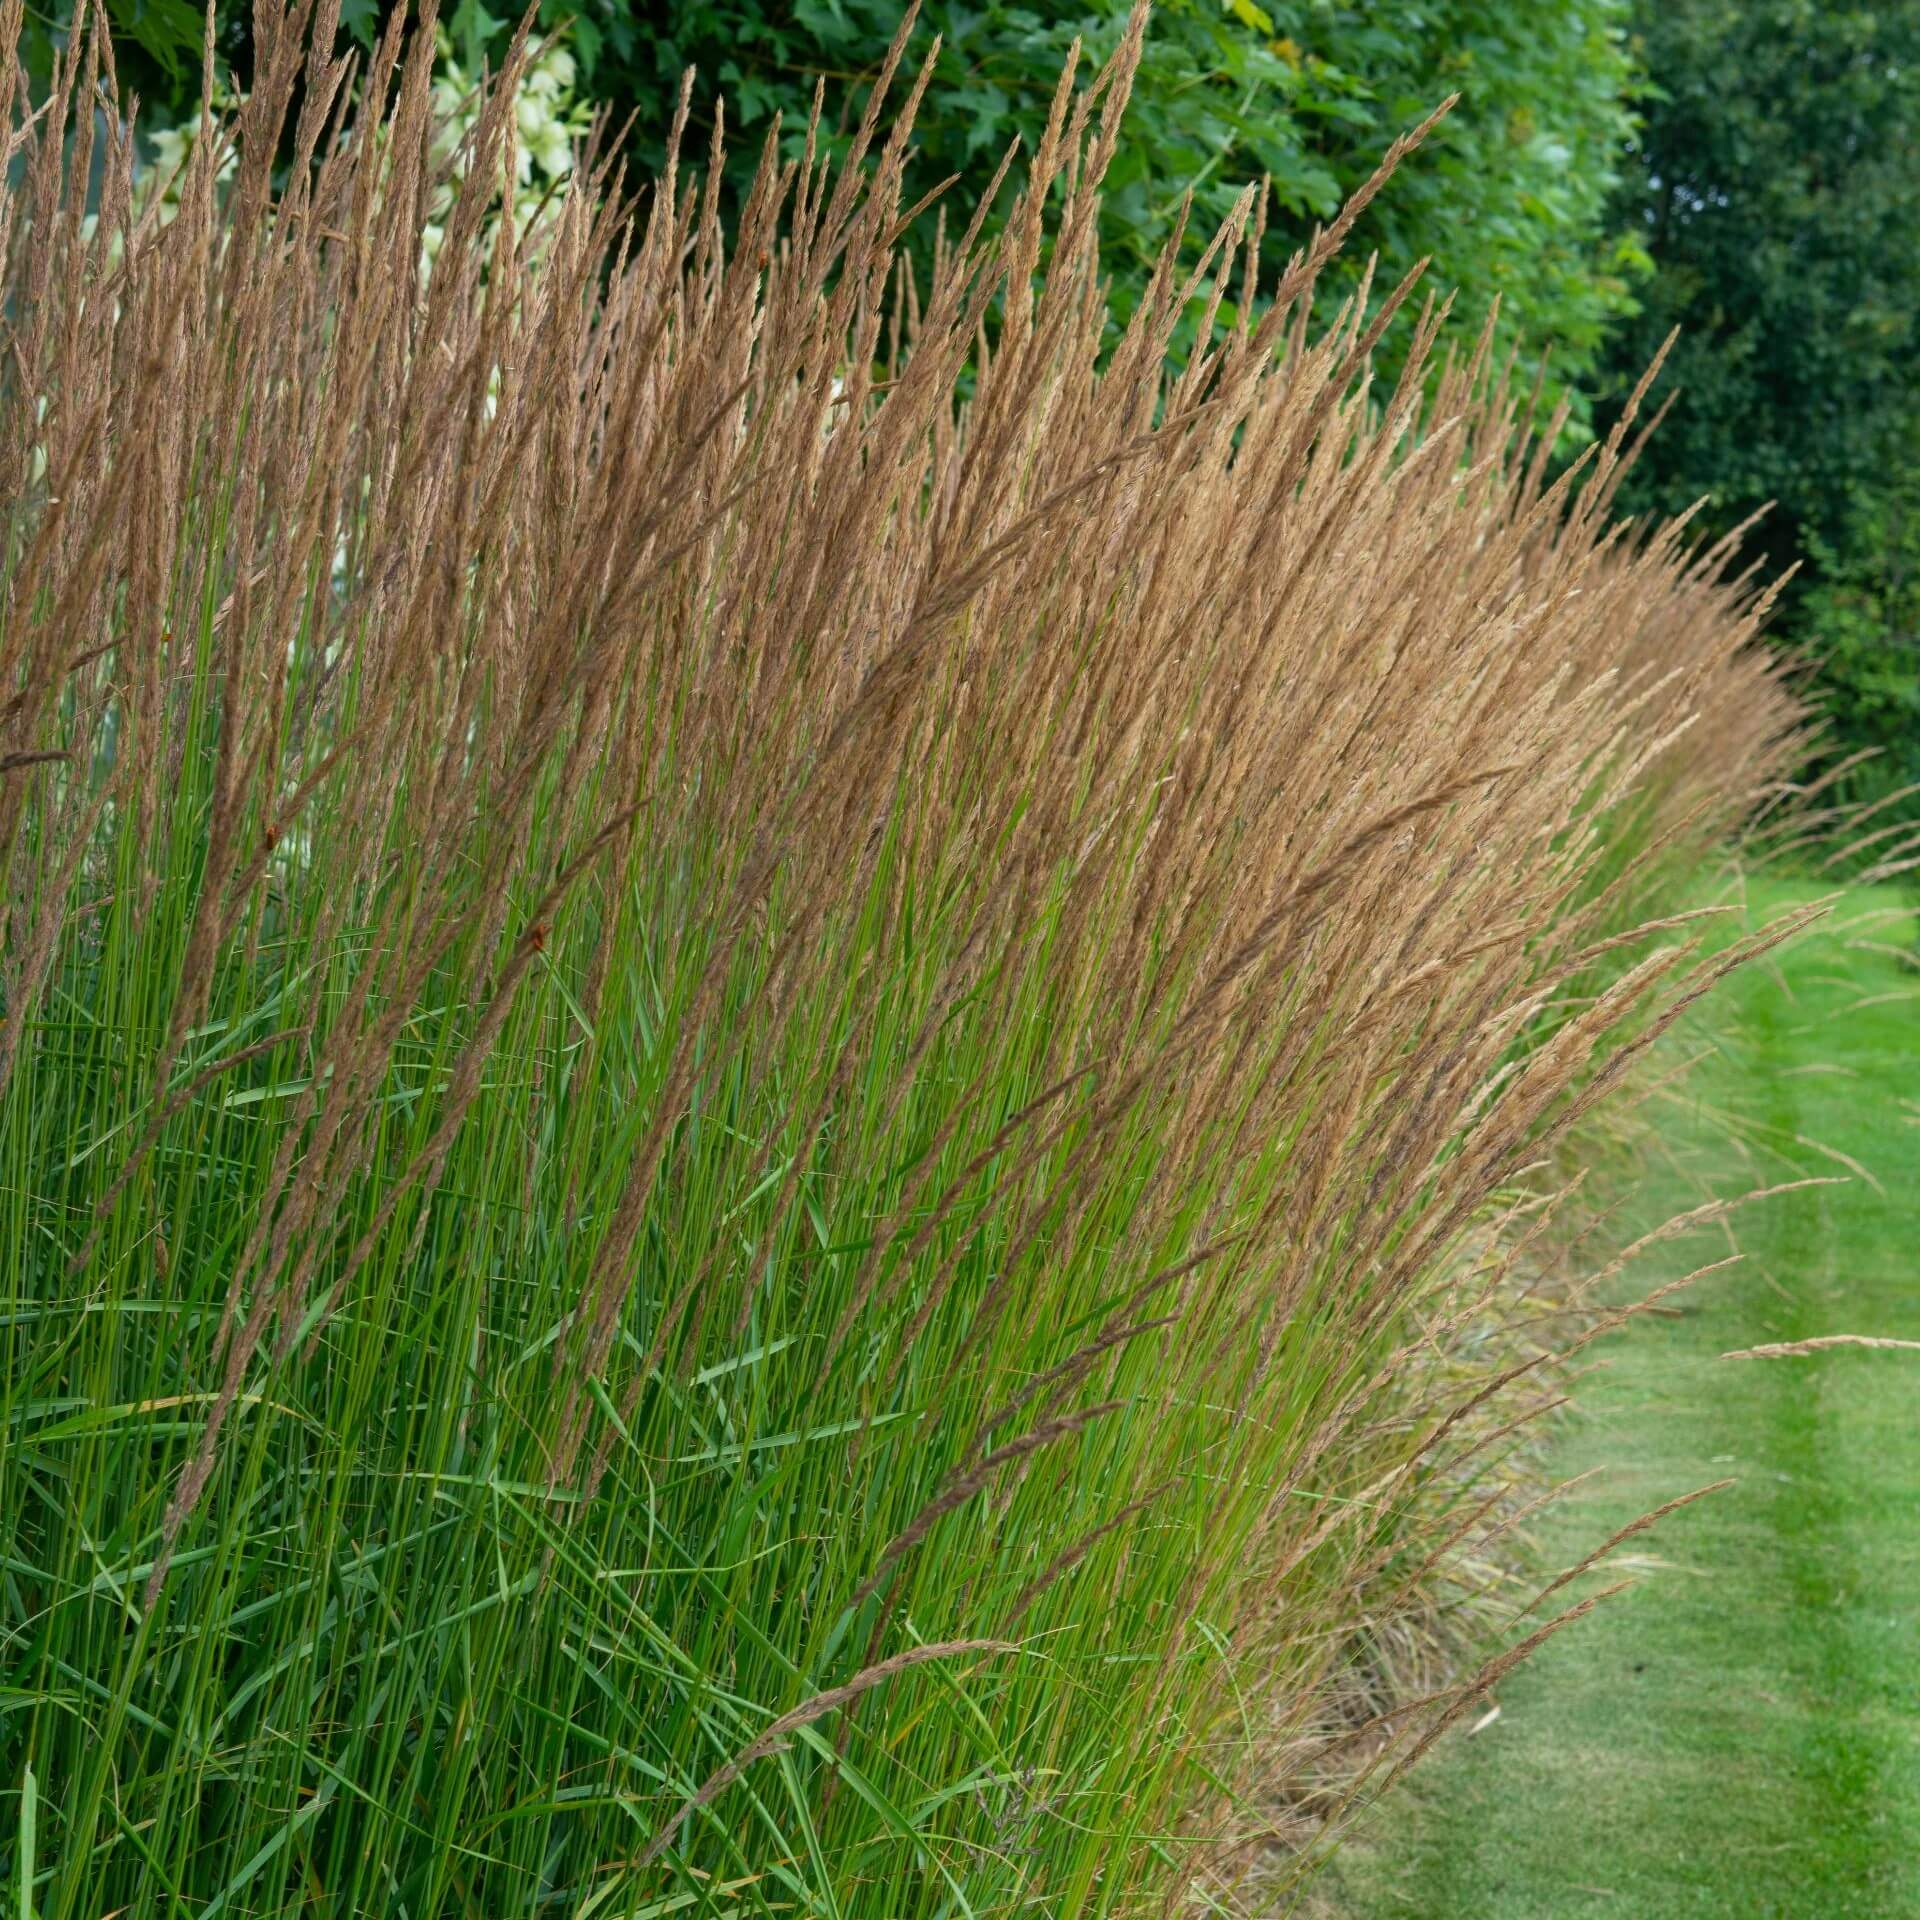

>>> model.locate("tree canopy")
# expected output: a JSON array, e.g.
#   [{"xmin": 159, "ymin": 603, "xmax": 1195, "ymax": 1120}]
[
  {"xmin": 1595, "ymin": 1, "xmax": 1920, "ymax": 584},
  {"xmin": 1590, "ymin": 1, "xmax": 1920, "ymax": 792}
]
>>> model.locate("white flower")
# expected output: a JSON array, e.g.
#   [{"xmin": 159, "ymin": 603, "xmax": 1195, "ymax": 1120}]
[{"xmin": 132, "ymin": 24, "xmax": 589, "ymax": 273}]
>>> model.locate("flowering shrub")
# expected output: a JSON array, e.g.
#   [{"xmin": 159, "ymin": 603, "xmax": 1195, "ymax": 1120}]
[{"xmin": 424, "ymin": 28, "xmax": 590, "ymax": 259}]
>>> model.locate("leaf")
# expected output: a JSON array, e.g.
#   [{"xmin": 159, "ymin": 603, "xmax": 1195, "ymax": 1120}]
[
  {"xmin": 16, "ymin": 1763, "xmax": 34, "ymax": 1920},
  {"xmin": 197, "ymin": 1776, "xmax": 337, "ymax": 1920},
  {"xmin": 105, "ymin": 0, "xmax": 203, "ymax": 79}
]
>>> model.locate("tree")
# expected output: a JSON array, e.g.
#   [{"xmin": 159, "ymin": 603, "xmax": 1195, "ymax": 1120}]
[
  {"xmin": 1595, "ymin": 1, "xmax": 1920, "ymax": 595},
  {"xmin": 1798, "ymin": 476, "xmax": 1920, "ymax": 795}
]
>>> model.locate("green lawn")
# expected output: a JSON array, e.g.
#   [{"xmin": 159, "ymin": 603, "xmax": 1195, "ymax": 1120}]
[{"xmin": 1324, "ymin": 875, "xmax": 1920, "ymax": 1917}]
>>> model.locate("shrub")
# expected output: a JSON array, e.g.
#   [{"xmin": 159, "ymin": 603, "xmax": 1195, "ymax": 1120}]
[
  {"xmin": 0, "ymin": 3, "xmax": 1799, "ymax": 1913},
  {"xmin": 1795, "ymin": 475, "xmax": 1920, "ymax": 813},
  {"xmin": 547, "ymin": 0, "xmax": 1646, "ymax": 428},
  {"xmin": 1596, "ymin": 0, "xmax": 1920, "ymax": 620}
]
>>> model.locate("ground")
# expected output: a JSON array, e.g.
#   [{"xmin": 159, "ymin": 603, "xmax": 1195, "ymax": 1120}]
[{"xmin": 1322, "ymin": 874, "xmax": 1920, "ymax": 1917}]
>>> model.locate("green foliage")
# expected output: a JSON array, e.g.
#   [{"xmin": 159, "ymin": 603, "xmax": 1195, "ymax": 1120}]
[
  {"xmin": 60, "ymin": 0, "xmax": 1643, "ymax": 429},
  {"xmin": 1798, "ymin": 476, "xmax": 1920, "ymax": 798},
  {"xmin": 13, "ymin": 0, "xmax": 221, "ymax": 107},
  {"xmin": 1595, "ymin": 1, "xmax": 1920, "ymax": 595},
  {"xmin": 557, "ymin": 0, "xmax": 1643, "ymax": 423}
]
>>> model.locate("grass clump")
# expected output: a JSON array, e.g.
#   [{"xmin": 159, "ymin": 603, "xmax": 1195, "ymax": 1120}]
[{"xmin": 0, "ymin": 0, "xmax": 1805, "ymax": 1912}]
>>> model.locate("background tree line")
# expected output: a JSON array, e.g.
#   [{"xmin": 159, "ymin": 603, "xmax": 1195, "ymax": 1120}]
[{"xmin": 32, "ymin": 0, "xmax": 1920, "ymax": 795}]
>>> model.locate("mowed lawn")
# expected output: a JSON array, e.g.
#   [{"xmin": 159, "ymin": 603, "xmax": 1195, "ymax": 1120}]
[{"xmin": 1326, "ymin": 875, "xmax": 1920, "ymax": 1916}]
